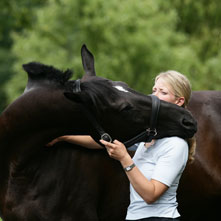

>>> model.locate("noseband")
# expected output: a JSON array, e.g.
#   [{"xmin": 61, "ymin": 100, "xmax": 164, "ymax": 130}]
[
  {"xmin": 124, "ymin": 94, "xmax": 160, "ymax": 147},
  {"xmin": 73, "ymin": 79, "xmax": 160, "ymax": 148}
]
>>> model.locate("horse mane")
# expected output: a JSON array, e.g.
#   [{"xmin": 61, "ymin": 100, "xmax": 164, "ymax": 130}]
[{"xmin": 23, "ymin": 62, "xmax": 73, "ymax": 85}]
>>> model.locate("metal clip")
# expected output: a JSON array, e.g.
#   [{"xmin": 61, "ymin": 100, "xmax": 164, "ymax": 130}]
[
  {"xmin": 146, "ymin": 128, "xmax": 157, "ymax": 137},
  {"xmin": 73, "ymin": 79, "xmax": 81, "ymax": 93},
  {"xmin": 101, "ymin": 133, "xmax": 113, "ymax": 143}
]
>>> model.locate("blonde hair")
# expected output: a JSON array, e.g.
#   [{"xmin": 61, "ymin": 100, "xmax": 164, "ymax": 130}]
[
  {"xmin": 155, "ymin": 70, "xmax": 192, "ymax": 108},
  {"xmin": 155, "ymin": 70, "xmax": 195, "ymax": 162}
]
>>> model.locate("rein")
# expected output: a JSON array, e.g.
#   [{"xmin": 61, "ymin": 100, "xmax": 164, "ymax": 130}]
[{"xmin": 73, "ymin": 79, "xmax": 160, "ymax": 148}]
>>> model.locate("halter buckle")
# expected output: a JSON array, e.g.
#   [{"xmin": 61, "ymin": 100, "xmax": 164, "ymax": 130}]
[
  {"xmin": 146, "ymin": 128, "xmax": 157, "ymax": 137},
  {"xmin": 101, "ymin": 133, "xmax": 113, "ymax": 143},
  {"xmin": 73, "ymin": 79, "xmax": 81, "ymax": 93}
]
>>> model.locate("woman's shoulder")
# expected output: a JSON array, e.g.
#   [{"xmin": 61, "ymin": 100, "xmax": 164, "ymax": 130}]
[
  {"xmin": 156, "ymin": 136, "xmax": 187, "ymax": 146},
  {"xmin": 155, "ymin": 136, "xmax": 188, "ymax": 156}
]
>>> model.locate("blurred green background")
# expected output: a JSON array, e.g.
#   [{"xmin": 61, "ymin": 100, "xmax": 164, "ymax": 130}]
[{"xmin": 0, "ymin": 0, "xmax": 221, "ymax": 115}]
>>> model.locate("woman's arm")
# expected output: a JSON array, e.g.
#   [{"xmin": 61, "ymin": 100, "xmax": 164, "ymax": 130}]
[
  {"xmin": 48, "ymin": 135, "xmax": 103, "ymax": 149},
  {"xmin": 100, "ymin": 139, "xmax": 168, "ymax": 204},
  {"xmin": 119, "ymin": 152, "xmax": 168, "ymax": 204}
]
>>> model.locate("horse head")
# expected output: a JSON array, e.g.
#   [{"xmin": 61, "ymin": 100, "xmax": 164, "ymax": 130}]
[{"xmin": 64, "ymin": 45, "xmax": 197, "ymax": 145}]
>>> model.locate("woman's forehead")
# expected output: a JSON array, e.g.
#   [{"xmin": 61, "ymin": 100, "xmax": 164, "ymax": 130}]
[{"xmin": 154, "ymin": 78, "xmax": 170, "ymax": 90}]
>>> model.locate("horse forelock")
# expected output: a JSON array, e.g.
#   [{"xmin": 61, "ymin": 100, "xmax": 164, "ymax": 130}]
[
  {"xmin": 81, "ymin": 78, "xmax": 145, "ymax": 109},
  {"xmin": 81, "ymin": 78, "xmax": 120, "ymax": 109},
  {"xmin": 23, "ymin": 62, "xmax": 73, "ymax": 86}
]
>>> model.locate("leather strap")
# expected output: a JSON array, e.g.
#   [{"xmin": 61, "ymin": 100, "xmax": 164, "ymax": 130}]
[{"xmin": 72, "ymin": 79, "xmax": 160, "ymax": 146}]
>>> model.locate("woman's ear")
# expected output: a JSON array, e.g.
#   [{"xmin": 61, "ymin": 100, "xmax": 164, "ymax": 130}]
[{"xmin": 175, "ymin": 97, "xmax": 185, "ymax": 107}]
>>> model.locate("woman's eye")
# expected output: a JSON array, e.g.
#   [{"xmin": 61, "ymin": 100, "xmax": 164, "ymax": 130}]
[{"xmin": 161, "ymin": 91, "xmax": 167, "ymax": 95}]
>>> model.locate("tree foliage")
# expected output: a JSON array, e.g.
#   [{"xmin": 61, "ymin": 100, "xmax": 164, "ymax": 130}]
[
  {"xmin": 0, "ymin": 0, "xmax": 47, "ymax": 112},
  {"xmin": 1, "ymin": 0, "xmax": 221, "ymax": 112}
]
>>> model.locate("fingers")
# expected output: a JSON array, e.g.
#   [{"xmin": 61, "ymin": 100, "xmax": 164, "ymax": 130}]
[
  {"xmin": 100, "ymin": 139, "xmax": 128, "ymax": 162},
  {"xmin": 100, "ymin": 139, "xmax": 115, "ymax": 156},
  {"xmin": 46, "ymin": 138, "xmax": 59, "ymax": 147},
  {"xmin": 113, "ymin": 139, "xmax": 122, "ymax": 145},
  {"xmin": 46, "ymin": 141, "xmax": 54, "ymax": 147},
  {"xmin": 100, "ymin": 139, "xmax": 122, "ymax": 146},
  {"xmin": 100, "ymin": 139, "xmax": 115, "ymax": 148}
]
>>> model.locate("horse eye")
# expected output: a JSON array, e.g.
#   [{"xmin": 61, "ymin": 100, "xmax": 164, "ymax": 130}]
[{"xmin": 120, "ymin": 104, "xmax": 133, "ymax": 112}]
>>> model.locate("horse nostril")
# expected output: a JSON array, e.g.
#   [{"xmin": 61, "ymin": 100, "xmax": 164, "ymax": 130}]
[
  {"xmin": 182, "ymin": 117, "xmax": 197, "ymax": 136},
  {"xmin": 182, "ymin": 118, "xmax": 194, "ymax": 128}
]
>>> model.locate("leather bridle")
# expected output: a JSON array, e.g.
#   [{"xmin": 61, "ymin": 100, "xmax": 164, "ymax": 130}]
[{"xmin": 73, "ymin": 79, "xmax": 160, "ymax": 148}]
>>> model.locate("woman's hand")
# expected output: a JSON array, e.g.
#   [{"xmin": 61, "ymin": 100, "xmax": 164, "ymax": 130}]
[
  {"xmin": 100, "ymin": 139, "xmax": 130, "ymax": 162},
  {"xmin": 47, "ymin": 137, "xmax": 63, "ymax": 147}
]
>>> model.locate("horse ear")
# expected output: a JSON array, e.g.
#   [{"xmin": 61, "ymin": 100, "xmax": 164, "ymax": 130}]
[
  {"xmin": 81, "ymin": 44, "xmax": 96, "ymax": 78},
  {"xmin": 64, "ymin": 92, "xmax": 82, "ymax": 103}
]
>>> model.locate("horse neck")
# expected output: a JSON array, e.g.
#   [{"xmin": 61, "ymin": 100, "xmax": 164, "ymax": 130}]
[{"xmin": 0, "ymin": 88, "xmax": 92, "ymax": 159}]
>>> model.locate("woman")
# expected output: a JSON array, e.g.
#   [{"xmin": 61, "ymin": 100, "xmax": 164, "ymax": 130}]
[{"xmin": 48, "ymin": 70, "xmax": 195, "ymax": 221}]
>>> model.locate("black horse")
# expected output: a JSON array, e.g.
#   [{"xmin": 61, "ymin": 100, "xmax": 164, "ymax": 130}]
[{"xmin": 0, "ymin": 45, "xmax": 197, "ymax": 221}]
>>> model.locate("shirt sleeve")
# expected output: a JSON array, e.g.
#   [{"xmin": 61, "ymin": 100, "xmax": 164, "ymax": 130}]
[{"xmin": 151, "ymin": 138, "xmax": 188, "ymax": 187}]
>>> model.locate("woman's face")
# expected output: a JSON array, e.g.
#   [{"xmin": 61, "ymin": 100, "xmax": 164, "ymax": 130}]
[{"xmin": 152, "ymin": 77, "xmax": 184, "ymax": 106}]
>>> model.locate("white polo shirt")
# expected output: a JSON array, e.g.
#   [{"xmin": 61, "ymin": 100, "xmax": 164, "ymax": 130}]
[{"xmin": 126, "ymin": 137, "xmax": 188, "ymax": 220}]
